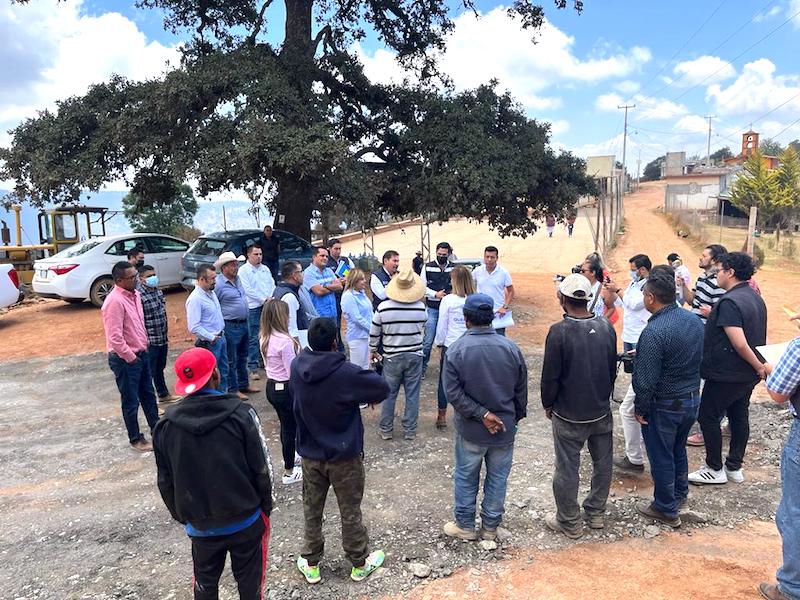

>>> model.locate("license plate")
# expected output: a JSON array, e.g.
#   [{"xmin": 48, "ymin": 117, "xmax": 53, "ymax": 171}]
[{"xmin": 37, "ymin": 270, "xmax": 49, "ymax": 279}]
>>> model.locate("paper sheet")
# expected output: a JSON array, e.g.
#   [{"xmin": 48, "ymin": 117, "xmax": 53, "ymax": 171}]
[
  {"xmin": 492, "ymin": 311, "xmax": 515, "ymax": 330},
  {"xmin": 756, "ymin": 342, "xmax": 791, "ymax": 365},
  {"xmin": 297, "ymin": 330, "xmax": 309, "ymax": 349}
]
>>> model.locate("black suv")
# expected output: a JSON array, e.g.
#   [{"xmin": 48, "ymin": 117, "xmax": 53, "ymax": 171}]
[{"xmin": 180, "ymin": 229, "xmax": 314, "ymax": 289}]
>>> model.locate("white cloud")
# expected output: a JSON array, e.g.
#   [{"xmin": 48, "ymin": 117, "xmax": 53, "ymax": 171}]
[
  {"xmin": 754, "ymin": 5, "xmax": 783, "ymax": 22},
  {"xmin": 706, "ymin": 59, "xmax": 800, "ymax": 118},
  {"xmin": 0, "ymin": 0, "xmax": 179, "ymax": 138},
  {"xmin": 357, "ymin": 8, "xmax": 651, "ymax": 114},
  {"xmin": 549, "ymin": 120, "xmax": 570, "ymax": 135},
  {"xmin": 672, "ymin": 55, "xmax": 736, "ymax": 87},
  {"xmin": 674, "ymin": 115, "xmax": 710, "ymax": 135},
  {"xmin": 595, "ymin": 92, "xmax": 687, "ymax": 121},
  {"xmin": 614, "ymin": 80, "xmax": 640, "ymax": 94}
]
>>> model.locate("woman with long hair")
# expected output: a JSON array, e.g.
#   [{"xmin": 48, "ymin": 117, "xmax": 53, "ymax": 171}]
[
  {"xmin": 341, "ymin": 268, "xmax": 373, "ymax": 370},
  {"xmin": 433, "ymin": 265, "xmax": 476, "ymax": 430},
  {"xmin": 260, "ymin": 298, "xmax": 302, "ymax": 485}
]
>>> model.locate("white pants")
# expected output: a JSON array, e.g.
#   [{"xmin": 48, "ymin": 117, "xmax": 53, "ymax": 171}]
[
  {"xmin": 348, "ymin": 337, "xmax": 371, "ymax": 370},
  {"xmin": 619, "ymin": 383, "xmax": 645, "ymax": 465}
]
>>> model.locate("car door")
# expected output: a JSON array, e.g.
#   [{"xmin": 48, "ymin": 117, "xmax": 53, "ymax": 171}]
[
  {"xmin": 147, "ymin": 236, "xmax": 191, "ymax": 285},
  {"xmin": 104, "ymin": 237, "xmax": 148, "ymax": 270}
]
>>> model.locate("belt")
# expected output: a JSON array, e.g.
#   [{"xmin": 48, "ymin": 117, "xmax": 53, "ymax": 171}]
[{"xmin": 225, "ymin": 318, "xmax": 247, "ymax": 324}]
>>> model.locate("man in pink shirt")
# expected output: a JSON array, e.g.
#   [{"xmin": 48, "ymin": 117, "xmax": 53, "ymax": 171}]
[{"xmin": 102, "ymin": 261, "xmax": 159, "ymax": 452}]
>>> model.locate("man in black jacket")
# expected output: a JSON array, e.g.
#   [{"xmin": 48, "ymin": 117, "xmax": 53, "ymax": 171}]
[
  {"xmin": 689, "ymin": 252, "xmax": 767, "ymax": 485},
  {"xmin": 291, "ymin": 318, "xmax": 390, "ymax": 585},
  {"xmin": 541, "ymin": 274, "xmax": 617, "ymax": 538},
  {"xmin": 153, "ymin": 348, "xmax": 274, "ymax": 600}
]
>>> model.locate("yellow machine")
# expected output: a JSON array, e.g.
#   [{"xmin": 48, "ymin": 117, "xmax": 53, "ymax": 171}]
[{"xmin": 0, "ymin": 204, "xmax": 109, "ymax": 285}]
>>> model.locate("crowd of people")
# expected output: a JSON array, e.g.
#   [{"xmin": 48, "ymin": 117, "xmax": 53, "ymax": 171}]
[{"xmin": 98, "ymin": 230, "xmax": 800, "ymax": 600}]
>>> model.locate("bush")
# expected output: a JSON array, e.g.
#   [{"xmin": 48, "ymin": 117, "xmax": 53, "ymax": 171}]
[
  {"xmin": 752, "ymin": 243, "xmax": 765, "ymax": 268},
  {"xmin": 784, "ymin": 238, "xmax": 797, "ymax": 259}
]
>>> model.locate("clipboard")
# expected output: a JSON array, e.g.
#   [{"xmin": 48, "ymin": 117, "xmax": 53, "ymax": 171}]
[{"xmin": 492, "ymin": 311, "xmax": 515, "ymax": 330}]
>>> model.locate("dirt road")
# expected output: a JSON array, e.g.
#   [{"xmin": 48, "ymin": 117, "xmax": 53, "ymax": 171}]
[{"xmin": 2, "ymin": 182, "xmax": 799, "ymax": 599}]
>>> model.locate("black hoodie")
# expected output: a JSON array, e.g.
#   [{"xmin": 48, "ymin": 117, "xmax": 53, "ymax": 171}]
[
  {"xmin": 292, "ymin": 350, "xmax": 389, "ymax": 461},
  {"xmin": 153, "ymin": 391, "xmax": 273, "ymax": 531}
]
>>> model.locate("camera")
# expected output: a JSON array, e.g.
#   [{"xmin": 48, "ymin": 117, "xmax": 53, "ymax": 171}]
[
  {"xmin": 617, "ymin": 352, "xmax": 634, "ymax": 374},
  {"xmin": 671, "ymin": 259, "xmax": 683, "ymax": 269},
  {"xmin": 554, "ymin": 264, "xmax": 582, "ymax": 283}
]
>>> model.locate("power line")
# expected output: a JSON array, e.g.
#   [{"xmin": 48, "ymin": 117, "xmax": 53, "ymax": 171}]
[
  {"xmin": 671, "ymin": 7, "xmax": 800, "ymax": 102},
  {"xmin": 773, "ymin": 117, "xmax": 800, "ymax": 140}
]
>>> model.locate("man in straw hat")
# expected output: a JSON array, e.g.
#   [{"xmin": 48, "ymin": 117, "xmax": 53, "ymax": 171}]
[
  {"xmin": 214, "ymin": 251, "xmax": 260, "ymax": 399},
  {"xmin": 370, "ymin": 268, "xmax": 428, "ymax": 440},
  {"xmin": 153, "ymin": 347, "xmax": 274, "ymax": 599}
]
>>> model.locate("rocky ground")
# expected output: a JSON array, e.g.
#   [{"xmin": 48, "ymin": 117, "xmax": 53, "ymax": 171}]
[{"xmin": 0, "ymin": 349, "xmax": 789, "ymax": 599}]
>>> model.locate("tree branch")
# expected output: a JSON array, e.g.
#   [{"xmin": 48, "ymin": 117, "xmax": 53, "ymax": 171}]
[
  {"xmin": 313, "ymin": 25, "xmax": 333, "ymax": 54},
  {"xmin": 248, "ymin": 0, "xmax": 274, "ymax": 44},
  {"xmin": 354, "ymin": 145, "xmax": 389, "ymax": 161}
]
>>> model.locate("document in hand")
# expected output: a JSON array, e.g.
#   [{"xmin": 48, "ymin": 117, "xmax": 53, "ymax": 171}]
[
  {"xmin": 335, "ymin": 262, "xmax": 351, "ymax": 278},
  {"xmin": 756, "ymin": 342, "xmax": 791, "ymax": 365},
  {"xmin": 492, "ymin": 311, "xmax": 514, "ymax": 330}
]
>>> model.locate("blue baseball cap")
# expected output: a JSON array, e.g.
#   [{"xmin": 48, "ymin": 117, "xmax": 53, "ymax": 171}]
[{"xmin": 464, "ymin": 293, "xmax": 494, "ymax": 313}]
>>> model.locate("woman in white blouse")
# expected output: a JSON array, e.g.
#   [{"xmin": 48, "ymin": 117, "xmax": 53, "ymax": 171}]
[{"xmin": 433, "ymin": 265, "xmax": 476, "ymax": 430}]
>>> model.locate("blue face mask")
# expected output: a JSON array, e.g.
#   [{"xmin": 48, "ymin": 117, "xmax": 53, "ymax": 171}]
[
  {"xmin": 145, "ymin": 275, "xmax": 159, "ymax": 288},
  {"xmin": 630, "ymin": 269, "xmax": 639, "ymax": 282}
]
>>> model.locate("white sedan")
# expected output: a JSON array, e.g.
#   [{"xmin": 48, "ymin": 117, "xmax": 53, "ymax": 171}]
[
  {"xmin": 32, "ymin": 233, "xmax": 190, "ymax": 307},
  {"xmin": 0, "ymin": 264, "xmax": 21, "ymax": 309}
]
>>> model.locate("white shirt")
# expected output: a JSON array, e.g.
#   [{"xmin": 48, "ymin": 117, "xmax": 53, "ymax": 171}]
[
  {"xmin": 621, "ymin": 277, "xmax": 650, "ymax": 344},
  {"xmin": 675, "ymin": 264, "xmax": 692, "ymax": 304},
  {"xmin": 370, "ymin": 268, "xmax": 393, "ymax": 301},
  {"xmin": 472, "ymin": 264, "xmax": 513, "ymax": 311},
  {"xmin": 278, "ymin": 291, "xmax": 302, "ymax": 337},
  {"xmin": 588, "ymin": 281, "xmax": 621, "ymax": 318},
  {"xmin": 434, "ymin": 294, "xmax": 467, "ymax": 347},
  {"xmin": 238, "ymin": 261, "xmax": 276, "ymax": 310}
]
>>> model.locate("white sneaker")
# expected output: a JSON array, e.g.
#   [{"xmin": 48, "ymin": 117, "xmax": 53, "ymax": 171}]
[
  {"xmin": 724, "ymin": 465, "xmax": 744, "ymax": 483},
  {"xmin": 688, "ymin": 464, "xmax": 728, "ymax": 485},
  {"xmin": 294, "ymin": 452, "xmax": 302, "ymax": 467},
  {"xmin": 282, "ymin": 467, "xmax": 302, "ymax": 485}
]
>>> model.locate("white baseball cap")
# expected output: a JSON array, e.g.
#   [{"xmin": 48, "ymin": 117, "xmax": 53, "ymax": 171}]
[{"xmin": 558, "ymin": 273, "xmax": 592, "ymax": 300}]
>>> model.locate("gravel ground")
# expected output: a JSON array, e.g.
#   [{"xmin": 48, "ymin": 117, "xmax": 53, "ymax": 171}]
[{"xmin": 0, "ymin": 350, "xmax": 788, "ymax": 599}]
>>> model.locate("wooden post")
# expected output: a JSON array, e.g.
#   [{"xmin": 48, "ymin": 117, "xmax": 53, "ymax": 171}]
[{"xmin": 746, "ymin": 206, "xmax": 758, "ymax": 256}]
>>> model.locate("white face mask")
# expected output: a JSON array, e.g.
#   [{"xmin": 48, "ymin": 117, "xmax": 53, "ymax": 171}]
[{"xmin": 630, "ymin": 269, "xmax": 640, "ymax": 282}]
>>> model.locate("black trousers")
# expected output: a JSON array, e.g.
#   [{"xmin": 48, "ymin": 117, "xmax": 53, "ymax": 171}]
[
  {"xmin": 191, "ymin": 514, "xmax": 270, "ymax": 600},
  {"xmin": 266, "ymin": 380, "xmax": 297, "ymax": 471},
  {"xmin": 698, "ymin": 379, "xmax": 757, "ymax": 471},
  {"xmin": 148, "ymin": 343, "xmax": 170, "ymax": 398}
]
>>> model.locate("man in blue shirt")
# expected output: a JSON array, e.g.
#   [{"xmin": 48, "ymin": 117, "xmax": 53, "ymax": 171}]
[
  {"xmin": 215, "ymin": 251, "xmax": 259, "ymax": 399},
  {"xmin": 303, "ymin": 247, "xmax": 341, "ymax": 320},
  {"xmin": 186, "ymin": 263, "xmax": 229, "ymax": 393},
  {"xmin": 760, "ymin": 336, "xmax": 800, "ymax": 600},
  {"xmin": 632, "ymin": 265, "xmax": 704, "ymax": 528}
]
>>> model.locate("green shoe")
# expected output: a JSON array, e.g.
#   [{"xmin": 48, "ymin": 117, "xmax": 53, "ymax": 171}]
[
  {"xmin": 350, "ymin": 549, "xmax": 385, "ymax": 582},
  {"xmin": 296, "ymin": 556, "xmax": 321, "ymax": 584}
]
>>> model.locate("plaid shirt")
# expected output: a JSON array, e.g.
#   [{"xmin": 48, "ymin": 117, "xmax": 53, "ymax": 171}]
[
  {"xmin": 139, "ymin": 285, "xmax": 168, "ymax": 346},
  {"xmin": 768, "ymin": 338, "xmax": 800, "ymax": 413}
]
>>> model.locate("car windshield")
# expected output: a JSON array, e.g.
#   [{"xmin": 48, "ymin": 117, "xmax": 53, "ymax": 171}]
[
  {"xmin": 50, "ymin": 240, "xmax": 104, "ymax": 259},
  {"xmin": 187, "ymin": 238, "xmax": 227, "ymax": 256}
]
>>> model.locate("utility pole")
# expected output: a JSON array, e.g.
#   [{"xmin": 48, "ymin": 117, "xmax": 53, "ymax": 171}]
[
  {"xmin": 636, "ymin": 148, "xmax": 641, "ymax": 190},
  {"xmin": 618, "ymin": 104, "xmax": 635, "ymax": 194},
  {"xmin": 705, "ymin": 115, "xmax": 716, "ymax": 166}
]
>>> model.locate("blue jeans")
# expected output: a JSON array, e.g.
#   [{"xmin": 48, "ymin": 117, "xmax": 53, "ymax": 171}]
[
  {"xmin": 777, "ymin": 419, "xmax": 800, "ymax": 600},
  {"xmin": 209, "ymin": 334, "xmax": 229, "ymax": 394},
  {"xmin": 108, "ymin": 351, "xmax": 159, "ymax": 443},
  {"xmin": 247, "ymin": 306, "xmax": 264, "ymax": 371},
  {"xmin": 453, "ymin": 433, "xmax": 514, "ymax": 531},
  {"xmin": 148, "ymin": 344, "xmax": 170, "ymax": 397},
  {"xmin": 224, "ymin": 320, "xmax": 250, "ymax": 392},
  {"xmin": 437, "ymin": 346, "xmax": 448, "ymax": 410},
  {"xmin": 422, "ymin": 307, "xmax": 439, "ymax": 371},
  {"xmin": 379, "ymin": 353, "xmax": 423, "ymax": 436},
  {"xmin": 641, "ymin": 395, "xmax": 700, "ymax": 518}
]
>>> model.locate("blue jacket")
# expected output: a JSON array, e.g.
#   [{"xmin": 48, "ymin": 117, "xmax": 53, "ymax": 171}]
[
  {"xmin": 291, "ymin": 349, "xmax": 389, "ymax": 461},
  {"xmin": 443, "ymin": 326, "xmax": 528, "ymax": 447},
  {"xmin": 341, "ymin": 290, "xmax": 373, "ymax": 340}
]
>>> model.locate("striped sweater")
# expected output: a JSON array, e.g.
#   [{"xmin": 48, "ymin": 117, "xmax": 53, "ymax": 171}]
[{"xmin": 369, "ymin": 299, "xmax": 427, "ymax": 356}]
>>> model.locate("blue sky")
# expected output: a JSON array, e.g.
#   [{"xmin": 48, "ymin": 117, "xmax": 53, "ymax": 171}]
[{"xmin": 1, "ymin": 0, "xmax": 799, "ymax": 189}]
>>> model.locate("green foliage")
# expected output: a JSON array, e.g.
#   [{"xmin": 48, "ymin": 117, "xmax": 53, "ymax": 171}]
[
  {"xmin": 730, "ymin": 150, "xmax": 777, "ymax": 217},
  {"xmin": 642, "ymin": 155, "xmax": 664, "ymax": 181},
  {"xmin": 709, "ymin": 146, "xmax": 733, "ymax": 164},
  {"xmin": 774, "ymin": 147, "xmax": 800, "ymax": 212},
  {"xmin": 760, "ymin": 137, "xmax": 785, "ymax": 156},
  {"xmin": 0, "ymin": 0, "xmax": 585, "ymax": 240},
  {"xmin": 122, "ymin": 183, "xmax": 199, "ymax": 236}
]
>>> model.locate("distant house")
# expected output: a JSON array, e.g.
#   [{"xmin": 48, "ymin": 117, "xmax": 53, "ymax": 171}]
[{"xmin": 664, "ymin": 169, "xmax": 730, "ymax": 212}]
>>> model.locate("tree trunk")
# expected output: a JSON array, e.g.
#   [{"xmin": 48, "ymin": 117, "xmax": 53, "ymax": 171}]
[{"xmin": 275, "ymin": 173, "xmax": 314, "ymax": 241}]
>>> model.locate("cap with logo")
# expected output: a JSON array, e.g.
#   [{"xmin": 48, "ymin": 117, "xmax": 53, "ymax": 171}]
[{"xmin": 174, "ymin": 348, "xmax": 217, "ymax": 395}]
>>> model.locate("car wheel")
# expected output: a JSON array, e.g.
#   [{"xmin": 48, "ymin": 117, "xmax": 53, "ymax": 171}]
[
  {"xmin": 62, "ymin": 298, "xmax": 84, "ymax": 304},
  {"xmin": 89, "ymin": 277, "xmax": 114, "ymax": 307}
]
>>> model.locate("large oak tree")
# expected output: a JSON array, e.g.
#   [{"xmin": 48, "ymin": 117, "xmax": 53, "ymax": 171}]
[{"xmin": 1, "ymin": 0, "xmax": 592, "ymax": 240}]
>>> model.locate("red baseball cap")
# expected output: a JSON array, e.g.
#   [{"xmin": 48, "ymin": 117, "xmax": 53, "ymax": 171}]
[{"xmin": 174, "ymin": 348, "xmax": 217, "ymax": 395}]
